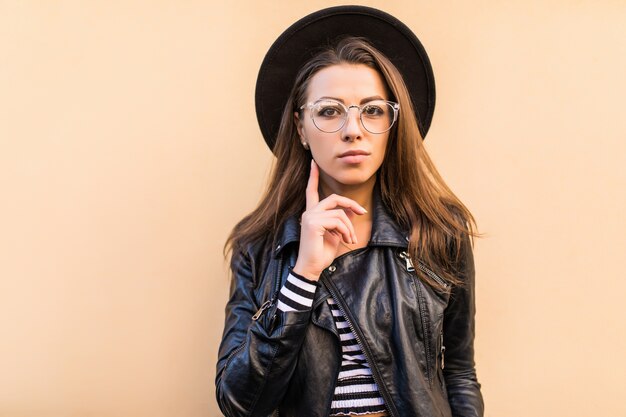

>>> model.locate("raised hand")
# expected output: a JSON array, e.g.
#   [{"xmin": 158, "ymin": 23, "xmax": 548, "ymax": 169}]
[{"xmin": 292, "ymin": 160, "xmax": 367, "ymax": 281}]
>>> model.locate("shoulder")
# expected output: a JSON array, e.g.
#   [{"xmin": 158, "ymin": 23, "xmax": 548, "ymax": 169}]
[
  {"xmin": 440, "ymin": 200, "xmax": 476, "ymax": 280},
  {"xmin": 230, "ymin": 233, "xmax": 275, "ymax": 287}
]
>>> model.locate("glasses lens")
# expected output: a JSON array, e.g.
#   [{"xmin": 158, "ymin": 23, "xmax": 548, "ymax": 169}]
[
  {"xmin": 361, "ymin": 101, "xmax": 396, "ymax": 134},
  {"xmin": 311, "ymin": 100, "xmax": 347, "ymax": 132}
]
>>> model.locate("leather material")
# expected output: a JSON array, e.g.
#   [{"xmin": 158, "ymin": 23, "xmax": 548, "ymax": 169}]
[{"xmin": 216, "ymin": 190, "xmax": 484, "ymax": 417}]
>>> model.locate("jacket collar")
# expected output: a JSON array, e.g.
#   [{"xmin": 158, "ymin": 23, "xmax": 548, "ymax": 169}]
[{"xmin": 273, "ymin": 181, "xmax": 408, "ymax": 258}]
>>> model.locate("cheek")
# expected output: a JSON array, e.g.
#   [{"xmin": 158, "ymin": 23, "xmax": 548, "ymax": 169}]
[
  {"xmin": 306, "ymin": 133, "xmax": 335, "ymax": 158},
  {"xmin": 376, "ymin": 137, "xmax": 390, "ymax": 165},
  {"xmin": 373, "ymin": 154, "xmax": 386, "ymax": 173},
  {"xmin": 309, "ymin": 143, "xmax": 332, "ymax": 163}
]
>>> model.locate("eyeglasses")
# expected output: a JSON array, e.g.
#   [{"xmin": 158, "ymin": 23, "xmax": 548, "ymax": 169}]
[{"xmin": 300, "ymin": 99, "xmax": 400, "ymax": 134}]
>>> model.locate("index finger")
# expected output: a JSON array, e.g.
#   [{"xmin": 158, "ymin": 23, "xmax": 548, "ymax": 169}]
[{"xmin": 305, "ymin": 159, "xmax": 320, "ymax": 211}]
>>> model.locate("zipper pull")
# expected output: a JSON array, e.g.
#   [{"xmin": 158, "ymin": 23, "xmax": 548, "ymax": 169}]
[
  {"xmin": 400, "ymin": 251, "xmax": 415, "ymax": 272},
  {"xmin": 440, "ymin": 333, "xmax": 446, "ymax": 369},
  {"xmin": 252, "ymin": 299, "xmax": 273, "ymax": 321}
]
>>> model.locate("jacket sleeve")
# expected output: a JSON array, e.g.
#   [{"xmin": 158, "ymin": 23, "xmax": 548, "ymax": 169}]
[
  {"xmin": 443, "ymin": 234, "xmax": 485, "ymax": 417},
  {"xmin": 215, "ymin": 248, "xmax": 315, "ymax": 417}
]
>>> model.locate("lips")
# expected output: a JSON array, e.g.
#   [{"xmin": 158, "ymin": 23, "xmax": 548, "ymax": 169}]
[
  {"xmin": 338, "ymin": 149, "xmax": 370, "ymax": 164},
  {"xmin": 338, "ymin": 150, "xmax": 370, "ymax": 157}
]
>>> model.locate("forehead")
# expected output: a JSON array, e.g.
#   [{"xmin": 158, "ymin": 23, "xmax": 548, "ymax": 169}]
[{"xmin": 306, "ymin": 63, "xmax": 388, "ymax": 101}]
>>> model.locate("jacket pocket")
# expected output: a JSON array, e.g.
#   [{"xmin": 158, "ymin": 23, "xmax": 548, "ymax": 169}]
[
  {"xmin": 397, "ymin": 251, "xmax": 435, "ymax": 385},
  {"xmin": 398, "ymin": 251, "xmax": 451, "ymax": 388}
]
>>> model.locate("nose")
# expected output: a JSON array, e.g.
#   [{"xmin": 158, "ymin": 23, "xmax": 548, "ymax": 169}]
[{"xmin": 342, "ymin": 106, "xmax": 362, "ymax": 142}]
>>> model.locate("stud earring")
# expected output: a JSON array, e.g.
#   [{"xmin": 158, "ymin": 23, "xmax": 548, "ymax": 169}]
[{"xmin": 301, "ymin": 141, "xmax": 310, "ymax": 150}]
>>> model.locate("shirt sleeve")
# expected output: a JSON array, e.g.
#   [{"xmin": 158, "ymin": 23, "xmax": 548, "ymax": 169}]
[{"xmin": 276, "ymin": 270, "xmax": 318, "ymax": 312}]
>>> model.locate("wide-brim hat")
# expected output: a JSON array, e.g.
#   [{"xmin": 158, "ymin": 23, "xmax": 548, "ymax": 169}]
[{"xmin": 255, "ymin": 5, "xmax": 436, "ymax": 152}]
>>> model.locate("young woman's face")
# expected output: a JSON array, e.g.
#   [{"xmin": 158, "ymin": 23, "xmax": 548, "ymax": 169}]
[{"xmin": 295, "ymin": 63, "xmax": 391, "ymax": 192}]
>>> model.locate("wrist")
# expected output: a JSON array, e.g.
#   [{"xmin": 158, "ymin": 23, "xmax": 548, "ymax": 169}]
[{"xmin": 292, "ymin": 263, "xmax": 321, "ymax": 281}]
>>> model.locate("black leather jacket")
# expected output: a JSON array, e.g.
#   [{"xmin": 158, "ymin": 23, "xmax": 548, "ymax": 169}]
[{"xmin": 216, "ymin": 190, "xmax": 484, "ymax": 417}]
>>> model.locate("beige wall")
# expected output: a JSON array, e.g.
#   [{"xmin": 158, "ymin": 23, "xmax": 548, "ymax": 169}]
[{"xmin": 1, "ymin": 1, "xmax": 624, "ymax": 416}]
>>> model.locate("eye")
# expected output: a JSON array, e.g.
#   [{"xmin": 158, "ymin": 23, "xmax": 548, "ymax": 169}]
[
  {"xmin": 362, "ymin": 104, "xmax": 385, "ymax": 117},
  {"xmin": 316, "ymin": 105, "xmax": 344, "ymax": 118}
]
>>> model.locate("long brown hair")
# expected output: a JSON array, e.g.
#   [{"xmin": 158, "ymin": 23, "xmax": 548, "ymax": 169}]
[{"xmin": 225, "ymin": 37, "xmax": 478, "ymax": 288}]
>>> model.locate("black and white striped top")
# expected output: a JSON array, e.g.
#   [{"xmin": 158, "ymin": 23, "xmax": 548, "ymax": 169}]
[{"xmin": 277, "ymin": 271, "xmax": 387, "ymax": 416}]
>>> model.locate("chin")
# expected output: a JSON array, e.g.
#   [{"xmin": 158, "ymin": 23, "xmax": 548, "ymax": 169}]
[{"xmin": 333, "ymin": 172, "xmax": 376, "ymax": 187}]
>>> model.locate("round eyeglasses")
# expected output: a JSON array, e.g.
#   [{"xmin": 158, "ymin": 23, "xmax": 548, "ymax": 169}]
[{"xmin": 300, "ymin": 99, "xmax": 400, "ymax": 134}]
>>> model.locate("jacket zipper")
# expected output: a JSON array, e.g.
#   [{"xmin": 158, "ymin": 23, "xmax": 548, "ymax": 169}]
[
  {"xmin": 225, "ymin": 265, "xmax": 282, "ymax": 377},
  {"xmin": 417, "ymin": 262, "xmax": 449, "ymax": 289},
  {"xmin": 224, "ymin": 289, "xmax": 278, "ymax": 396},
  {"xmin": 399, "ymin": 251, "xmax": 449, "ymax": 289},
  {"xmin": 323, "ymin": 275, "xmax": 398, "ymax": 417},
  {"xmin": 223, "ymin": 251, "xmax": 285, "ymax": 415},
  {"xmin": 221, "ymin": 341, "xmax": 247, "ymax": 381},
  {"xmin": 252, "ymin": 255, "xmax": 284, "ymax": 322},
  {"xmin": 251, "ymin": 299, "xmax": 273, "ymax": 321},
  {"xmin": 440, "ymin": 331, "xmax": 445, "ymax": 370},
  {"xmin": 399, "ymin": 251, "xmax": 448, "ymax": 370},
  {"xmin": 399, "ymin": 251, "xmax": 449, "ymax": 386},
  {"xmin": 274, "ymin": 256, "xmax": 283, "ymax": 296}
]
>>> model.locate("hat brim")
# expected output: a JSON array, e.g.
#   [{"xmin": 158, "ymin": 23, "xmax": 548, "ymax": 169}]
[{"xmin": 255, "ymin": 5, "xmax": 436, "ymax": 152}]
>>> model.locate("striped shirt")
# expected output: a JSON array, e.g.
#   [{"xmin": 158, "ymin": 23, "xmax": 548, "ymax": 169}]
[{"xmin": 277, "ymin": 271, "xmax": 387, "ymax": 416}]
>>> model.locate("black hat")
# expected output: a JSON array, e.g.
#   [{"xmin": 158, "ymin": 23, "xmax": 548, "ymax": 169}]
[{"xmin": 255, "ymin": 5, "xmax": 436, "ymax": 152}]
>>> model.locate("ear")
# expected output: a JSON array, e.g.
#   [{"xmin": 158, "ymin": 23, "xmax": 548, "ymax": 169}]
[
  {"xmin": 294, "ymin": 111, "xmax": 311, "ymax": 150},
  {"xmin": 294, "ymin": 111, "xmax": 305, "ymax": 140}
]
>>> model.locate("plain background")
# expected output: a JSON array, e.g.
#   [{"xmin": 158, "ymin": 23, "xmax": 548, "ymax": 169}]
[{"xmin": 1, "ymin": 1, "xmax": 625, "ymax": 416}]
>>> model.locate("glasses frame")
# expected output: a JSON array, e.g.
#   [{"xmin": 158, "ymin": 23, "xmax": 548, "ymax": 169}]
[{"xmin": 299, "ymin": 99, "xmax": 400, "ymax": 134}]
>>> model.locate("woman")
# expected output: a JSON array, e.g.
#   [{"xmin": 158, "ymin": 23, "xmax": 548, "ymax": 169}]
[{"xmin": 216, "ymin": 6, "xmax": 484, "ymax": 417}]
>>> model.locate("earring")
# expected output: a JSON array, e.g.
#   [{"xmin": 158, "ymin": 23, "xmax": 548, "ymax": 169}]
[{"xmin": 301, "ymin": 140, "xmax": 310, "ymax": 150}]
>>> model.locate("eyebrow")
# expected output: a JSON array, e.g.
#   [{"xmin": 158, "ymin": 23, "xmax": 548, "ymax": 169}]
[{"xmin": 317, "ymin": 95, "xmax": 386, "ymax": 104}]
